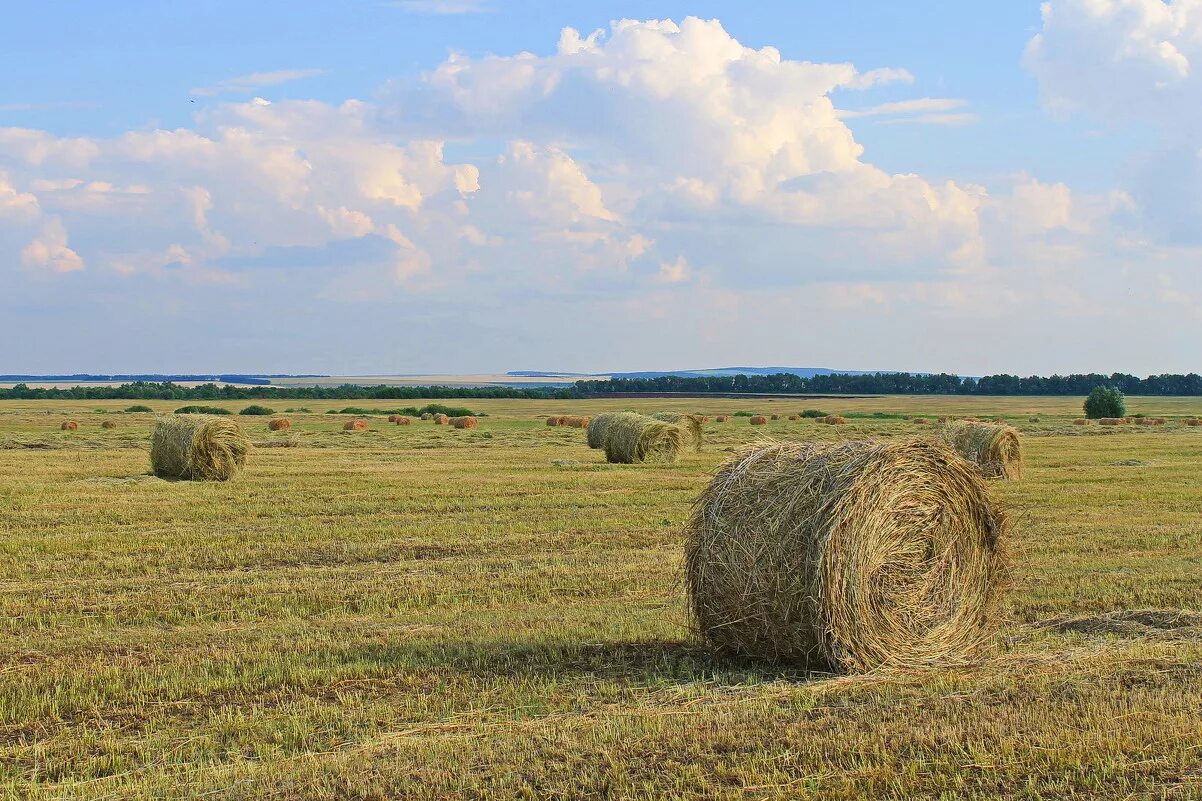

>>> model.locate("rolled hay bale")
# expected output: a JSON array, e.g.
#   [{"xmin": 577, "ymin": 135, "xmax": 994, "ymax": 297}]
[
  {"xmin": 387, "ymin": 415, "xmax": 399, "ymax": 423},
  {"xmin": 100, "ymin": 420, "xmax": 118, "ymax": 430},
  {"xmin": 788, "ymin": 415, "xmax": 801, "ymax": 421},
  {"xmin": 150, "ymin": 415, "xmax": 250, "ymax": 481},
  {"xmin": 714, "ymin": 415, "xmax": 730, "ymax": 423},
  {"xmin": 822, "ymin": 415, "xmax": 848, "ymax": 425},
  {"xmin": 939, "ymin": 420, "xmax": 1022, "ymax": 480},
  {"xmin": 420, "ymin": 413, "xmax": 433, "ymax": 421},
  {"xmin": 651, "ymin": 412, "xmax": 703, "ymax": 450},
  {"xmin": 434, "ymin": 414, "xmax": 449, "ymax": 425},
  {"xmin": 1136, "ymin": 417, "xmax": 1154, "ymax": 426},
  {"xmin": 1028, "ymin": 416, "xmax": 1040, "ymax": 423},
  {"xmin": 1099, "ymin": 418, "xmax": 1122, "ymax": 426},
  {"xmin": 1073, "ymin": 418, "xmax": 1089, "ymax": 426},
  {"xmin": 1153, "ymin": 418, "xmax": 1167, "ymax": 426},
  {"xmin": 268, "ymin": 418, "xmax": 292, "ymax": 431},
  {"xmin": 1187, "ymin": 418, "xmax": 1202, "ymax": 427},
  {"xmin": 603, "ymin": 412, "xmax": 684, "ymax": 464},
  {"xmin": 684, "ymin": 439, "xmax": 1008, "ymax": 671},
  {"xmin": 451, "ymin": 416, "xmax": 478, "ymax": 429},
  {"xmin": 770, "ymin": 414, "xmax": 780, "ymax": 421},
  {"xmin": 394, "ymin": 416, "xmax": 412, "ymax": 425},
  {"xmin": 574, "ymin": 416, "xmax": 591, "ymax": 429},
  {"xmin": 546, "ymin": 416, "xmax": 564, "ymax": 427},
  {"xmin": 586, "ymin": 412, "xmax": 626, "ymax": 449},
  {"xmin": 61, "ymin": 420, "xmax": 79, "ymax": 431},
  {"xmin": 749, "ymin": 415, "xmax": 768, "ymax": 426},
  {"xmin": 343, "ymin": 420, "xmax": 368, "ymax": 432}
]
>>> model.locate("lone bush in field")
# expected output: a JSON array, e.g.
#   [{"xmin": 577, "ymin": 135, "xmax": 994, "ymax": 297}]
[
  {"xmin": 125, "ymin": 405, "xmax": 153, "ymax": 413},
  {"xmin": 174, "ymin": 405, "xmax": 232, "ymax": 415},
  {"xmin": 1084, "ymin": 386, "xmax": 1126, "ymax": 420},
  {"xmin": 239, "ymin": 405, "xmax": 275, "ymax": 416}
]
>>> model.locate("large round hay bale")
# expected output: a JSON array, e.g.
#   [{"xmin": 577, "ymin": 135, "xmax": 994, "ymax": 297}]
[
  {"xmin": 343, "ymin": 420, "xmax": 368, "ymax": 431},
  {"xmin": 586, "ymin": 412, "xmax": 625, "ymax": 449},
  {"xmin": 451, "ymin": 416, "xmax": 478, "ymax": 429},
  {"xmin": 268, "ymin": 418, "xmax": 292, "ymax": 431},
  {"xmin": 420, "ymin": 413, "xmax": 433, "ymax": 421},
  {"xmin": 651, "ymin": 412, "xmax": 703, "ymax": 450},
  {"xmin": 61, "ymin": 420, "xmax": 78, "ymax": 431},
  {"xmin": 395, "ymin": 416, "xmax": 412, "ymax": 425},
  {"xmin": 433, "ymin": 414, "xmax": 449, "ymax": 425},
  {"xmin": 684, "ymin": 439, "xmax": 1008, "ymax": 671},
  {"xmin": 100, "ymin": 420, "xmax": 118, "ymax": 430},
  {"xmin": 939, "ymin": 420, "xmax": 1022, "ymax": 480},
  {"xmin": 603, "ymin": 412, "xmax": 684, "ymax": 464},
  {"xmin": 749, "ymin": 415, "xmax": 768, "ymax": 426},
  {"xmin": 150, "ymin": 415, "xmax": 249, "ymax": 481}
]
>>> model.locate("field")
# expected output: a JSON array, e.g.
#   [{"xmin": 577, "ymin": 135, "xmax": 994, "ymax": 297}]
[{"xmin": 2, "ymin": 395, "xmax": 1201, "ymax": 800}]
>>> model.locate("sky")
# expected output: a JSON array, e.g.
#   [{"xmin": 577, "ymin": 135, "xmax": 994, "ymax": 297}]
[{"xmin": 2, "ymin": 0, "xmax": 1201, "ymax": 376}]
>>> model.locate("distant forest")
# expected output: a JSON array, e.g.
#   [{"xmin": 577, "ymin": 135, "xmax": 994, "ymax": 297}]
[{"xmin": 3, "ymin": 371, "xmax": 1202, "ymax": 400}]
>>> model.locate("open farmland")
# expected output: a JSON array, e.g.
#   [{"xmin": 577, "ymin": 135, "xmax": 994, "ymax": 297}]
[{"xmin": 2, "ymin": 396, "xmax": 1201, "ymax": 800}]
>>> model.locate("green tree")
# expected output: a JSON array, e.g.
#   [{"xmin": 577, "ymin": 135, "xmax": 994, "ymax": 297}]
[{"xmin": 1083, "ymin": 386, "xmax": 1126, "ymax": 419}]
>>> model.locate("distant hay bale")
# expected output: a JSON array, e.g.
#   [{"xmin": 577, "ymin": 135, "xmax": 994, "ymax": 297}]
[
  {"xmin": 939, "ymin": 420, "xmax": 1022, "ymax": 480},
  {"xmin": 770, "ymin": 414, "xmax": 780, "ymax": 421},
  {"xmin": 714, "ymin": 415, "xmax": 730, "ymax": 423},
  {"xmin": 603, "ymin": 412, "xmax": 684, "ymax": 464},
  {"xmin": 1073, "ymin": 418, "xmax": 1089, "ymax": 426},
  {"xmin": 546, "ymin": 416, "xmax": 564, "ymax": 426},
  {"xmin": 651, "ymin": 412, "xmax": 703, "ymax": 450},
  {"xmin": 434, "ymin": 414, "xmax": 449, "ymax": 425},
  {"xmin": 788, "ymin": 415, "xmax": 801, "ymax": 421},
  {"xmin": 451, "ymin": 416, "xmax": 478, "ymax": 429},
  {"xmin": 912, "ymin": 418, "xmax": 929, "ymax": 425},
  {"xmin": 387, "ymin": 415, "xmax": 399, "ymax": 423},
  {"xmin": 1153, "ymin": 418, "xmax": 1167, "ymax": 426},
  {"xmin": 1187, "ymin": 418, "xmax": 1202, "ymax": 427},
  {"xmin": 61, "ymin": 421, "xmax": 78, "ymax": 431},
  {"xmin": 100, "ymin": 420, "xmax": 117, "ymax": 430},
  {"xmin": 821, "ymin": 415, "xmax": 848, "ymax": 425},
  {"xmin": 150, "ymin": 415, "xmax": 249, "ymax": 481},
  {"xmin": 1099, "ymin": 418, "xmax": 1122, "ymax": 426},
  {"xmin": 394, "ymin": 416, "xmax": 412, "ymax": 425},
  {"xmin": 1028, "ymin": 416, "xmax": 1040, "ymax": 423},
  {"xmin": 268, "ymin": 418, "xmax": 292, "ymax": 431},
  {"xmin": 684, "ymin": 439, "xmax": 1008, "ymax": 671},
  {"xmin": 558, "ymin": 415, "xmax": 590, "ymax": 428},
  {"xmin": 343, "ymin": 420, "xmax": 368, "ymax": 431},
  {"xmin": 749, "ymin": 415, "xmax": 768, "ymax": 425},
  {"xmin": 1136, "ymin": 417, "xmax": 1154, "ymax": 426},
  {"xmin": 586, "ymin": 412, "xmax": 625, "ymax": 449},
  {"xmin": 420, "ymin": 413, "xmax": 434, "ymax": 421}
]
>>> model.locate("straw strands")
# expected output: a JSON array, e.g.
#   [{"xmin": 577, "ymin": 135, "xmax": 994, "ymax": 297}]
[
  {"xmin": 150, "ymin": 415, "xmax": 250, "ymax": 481},
  {"xmin": 684, "ymin": 439, "xmax": 1008, "ymax": 671},
  {"xmin": 602, "ymin": 412, "xmax": 684, "ymax": 464},
  {"xmin": 651, "ymin": 412, "xmax": 703, "ymax": 450},
  {"xmin": 939, "ymin": 420, "xmax": 1022, "ymax": 480}
]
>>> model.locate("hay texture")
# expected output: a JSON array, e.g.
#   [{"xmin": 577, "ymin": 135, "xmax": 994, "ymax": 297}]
[
  {"xmin": 602, "ymin": 412, "xmax": 684, "ymax": 464},
  {"xmin": 268, "ymin": 418, "xmax": 292, "ymax": 431},
  {"xmin": 101, "ymin": 420, "xmax": 117, "ymax": 430},
  {"xmin": 749, "ymin": 416, "xmax": 768, "ymax": 426},
  {"xmin": 586, "ymin": 412, "xmax": 625, "ymax": 449},
  {"xmin": 150, "ymin": 415, "xmax": 249, "ymax": 481},
  {"xmin": 684, "ymin": 439, "xmax": 1008, "ymax": 671},
  {"xmin": 61, "ymin": 421, "xmax": 78, "ymax": 431},
  {"xmin": 939, "ymin": 421, "xmax": 1022, "ymax": 480},
  {"xmin": 343, "ymin": 420, "xmax": 368, "ymax": 432},
  {"xmin": 451, "ymin": 416, "xmax": 478, "ymax": 429},
  {"xmin": 651, "ymin": 412, "xmax": 703, "ymax": 450}
]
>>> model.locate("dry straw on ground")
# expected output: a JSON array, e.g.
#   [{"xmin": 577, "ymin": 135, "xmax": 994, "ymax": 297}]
[
  {"xmin": 771, "ymin": 414, "xmax": 780, "ymax": 420},
  {"xmin": 100, "ymin": 420, "xmax": 117, "ymax": 429},
  {"xmin": 343, "ymin": 420, "xmax": 368, "ymax": 432},
  {"xmin": 684, "ymin": 439, "xmax": 1008, "ymax": 671},
  {"xmin": 61, "ymin": 421, "xmax": 78, "ymax": 431},
  {"xmin": 749, "ymin": 416, "xmax": 768, "ymax": 425},
  {"xmin": 451, "ymin": 416, "xmax": 478, "ymax": 429},
  {"xmin": 939, "ymin": 420, "xmax": 1022, "ymax": 480},
  {"xmin": 268, "ymin": 418, "xmax": 291, "ymax": 431},
  {"xmin": 586, "ymin": 412, "xmax": 625, "ymax": 449},
  {"xmin": 651, "ymin": 412, "xmax": 703, "ymax": 450},
  {"xmin": 150, "ymin": 415, "xmax": 249, "ymax": 481},
  {"xmin": 602, "ymin": 412, "xmax": 684, "ymax": 464}
]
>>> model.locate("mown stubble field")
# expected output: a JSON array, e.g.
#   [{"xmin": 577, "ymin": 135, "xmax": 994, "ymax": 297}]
[{"xmin": 1, "ymin": 395, "xmax": 1200, "ymax": 799}]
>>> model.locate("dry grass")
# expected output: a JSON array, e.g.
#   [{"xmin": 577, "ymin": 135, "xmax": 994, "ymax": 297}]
[
  {"xmin": 602, "ymin": 412, "xmax": 684, "ymax": 464},
  {"xmin": 912, "ymin": 418, "xmax": 929, "ymax": 425},
  {"xmin": 150, "ymin": 415, "xmax": 250, "ymax": 481},
  {"xmin": 939, "ymin": 420, "xmax": 1023, "ymax": 480},
  {"xmin": 685, "ymin": 439, "xmax": 1007, "ymax": 671}
]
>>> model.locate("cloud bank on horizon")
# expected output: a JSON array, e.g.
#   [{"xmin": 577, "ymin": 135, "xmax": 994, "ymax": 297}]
[{"xmin": 2, "ymin": 4, "xmax": 1200, "ymax": 375}]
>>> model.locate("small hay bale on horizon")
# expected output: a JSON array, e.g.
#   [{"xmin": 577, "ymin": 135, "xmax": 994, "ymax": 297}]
[
  {"xmin": 150, "ymin": 415, "xmax": 249, "ymax": 481},
  {"xmin": 61, "ymin": 420, "xmax": 78, "ymax": 431},
  {"xmin": 770, "ymin": 414, "xmax": 780, "ymax": 421},
  {"xmin": 749, "ymin": 415, "xmax": 768, "ymax": 426},
  {"xmin": 561, "ymin": 415, "xmax": 590, "ymax": 428},
  {"xmin": 939, "ymin": 420, "xmax": 1022, "ymax": 480},
  {"xmin": 684, "ymin": 439, "xmax": 1008, "ymax": 671},
  {"xmin": 821, "ymin": 415, "xmax": 848, "ymax": 425},
  {"xmin": 268, "ymin": 418, "xmax": 292, "ymax": 431},
  {"xmin": 602, "ymin": 412, "xmax": 684, "ymax": 464},
  {"xmin": 788, "ymin": 414, "xmax": 801, "ymax": 421},
  {"xmin": 451, "ymin": 416, "xmax": 478, "ymax": 429},
  {"xmin": 100, "ymin": 420, "xmax": 117, "ymax": 430},
  {"xmin": 343, "ymin": 420, "xmax": 368, "ymax": 432},
  {"xmin": 651, "ymin": 412, "xmax": 703, "ymax": 450}
]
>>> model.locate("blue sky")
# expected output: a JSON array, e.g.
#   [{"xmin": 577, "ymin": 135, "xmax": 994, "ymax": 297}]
[{"xmin": 2, "ymin": 1, "xmax": 1199, "ymax": 375}]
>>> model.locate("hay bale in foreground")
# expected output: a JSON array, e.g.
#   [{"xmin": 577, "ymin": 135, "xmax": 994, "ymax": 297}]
[
  {"xmin": 602, "ymin": 412, "xmax": 684, "ymax": 464},
  {"xmin": 651, "ymin": 412, "xmax": 703, "ymax": 450},
  {"xmin": 939, "ymin": 420, "xmax": 1022, "ymax": 480},
  {"xmin": 586, "ymin": 412, "xmax": 626, "ymax": 449},
  {"xmin": 150, "ymin": 415, "xmax": 249, "ymax": 481},
  {"xmin": 343, "ymin": 420, "xmax": 368, "ymax": 431},
  {"xmin": 61, "ymin": 421, "xmax": 78, "ymax": 431},
  {"xmin": 101, "ymin": 420, "xmax": 117, "ymax": 430},
  {"xmin": 268, "ymin": 418, "xmax": 292, "ymax": 431},
  {"xmin": 684, "ymin": 439, "xmax": 1008, "ymax": 671},
  {"xmin": 451, "ymin": 416, "xmax": 478, "ymax": 429},
  {"xmin": 749, "ymin": 416, "xmax": 768, "ymax": 426}
]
